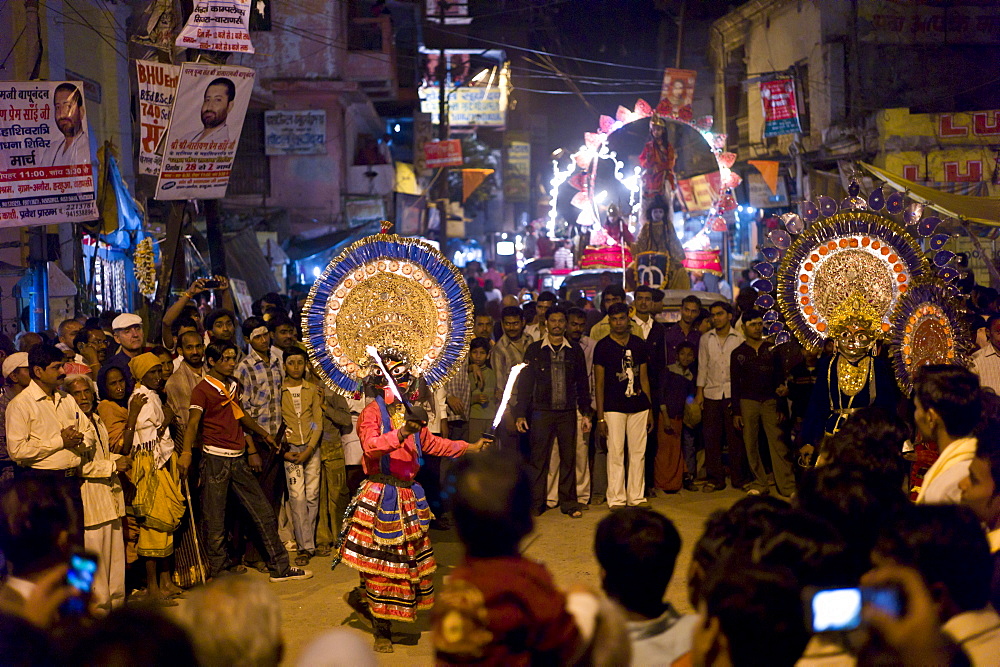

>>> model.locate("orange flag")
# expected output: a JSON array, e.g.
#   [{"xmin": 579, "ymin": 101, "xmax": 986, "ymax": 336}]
[
  {"xmin": 462, "ymin": 168, "xmax": 494, "ymax": 202},
  {"xmin": 748, "ymin": 160, "xmax": 780, "ymax": 196}
]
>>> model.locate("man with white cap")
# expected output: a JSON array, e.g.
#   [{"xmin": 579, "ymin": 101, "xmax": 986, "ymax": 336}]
[
  {"xmin": 0, "ymin": 352, "xmax": 29, "ymax": 487},
  {"xmin": 100, "ymin": 313, "xmax": 147, "ymax": 397}
]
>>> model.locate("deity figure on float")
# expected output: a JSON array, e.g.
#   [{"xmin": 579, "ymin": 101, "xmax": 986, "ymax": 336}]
[{"xmin": 631, "ymin": 195, "xmax": 690, "ymax": 290}]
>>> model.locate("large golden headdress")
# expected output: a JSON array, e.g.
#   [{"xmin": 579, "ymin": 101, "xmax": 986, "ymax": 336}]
[{"xmin": 301, "ymin": 226, "xmax": 473, "ymax": 396}]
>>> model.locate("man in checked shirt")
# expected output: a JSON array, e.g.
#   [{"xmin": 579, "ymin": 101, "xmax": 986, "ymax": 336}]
[{"xmin": 234, "ymin": 316, "xmax": 294, "ymax": 561}]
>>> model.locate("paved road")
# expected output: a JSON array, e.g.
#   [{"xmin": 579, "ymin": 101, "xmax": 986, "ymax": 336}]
[{"xmin": 257, "ymin": 486, "xmax": 744, "ymax": 665}]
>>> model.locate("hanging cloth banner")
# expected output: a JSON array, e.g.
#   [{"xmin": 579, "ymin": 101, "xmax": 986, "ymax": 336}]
[
  {"xmin": 135, "ymin": 60, "xmax": 180, "ymax": 177},
  {"xmin": 176, "ymin": 0, "xmax": 255, "ymax": 53},
  {"xmin": 0, "ymin": 81, "xmax": 98, "ymax": 227},
  {"xmin": 155, "ymin": 62, "xmax": 256, "ymax": 200},
  {"xmin": 760, "ymin": 78, "xmax": 802, "ymax": 138},
  {"xmin": 748, "ymin": 159, "xmax": 780, "ymax": 196},
  {"xmin": 461, "ymin": 168, "xmax": 493, "ymax": 202}
]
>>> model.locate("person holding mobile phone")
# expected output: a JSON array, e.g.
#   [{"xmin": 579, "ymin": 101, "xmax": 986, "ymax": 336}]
[{"xmin": 0, "ymin": 476, "xmax": 79, "ymax": 626}]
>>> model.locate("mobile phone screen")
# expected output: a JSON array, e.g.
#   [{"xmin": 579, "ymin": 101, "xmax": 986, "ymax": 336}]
[
  {"xmin": 810, "ymin": 587, "xmax": 862, "ymax": 632},
  {"xmin": 67, "ymin": 552, "xmax": 98, "ymax": 594}
]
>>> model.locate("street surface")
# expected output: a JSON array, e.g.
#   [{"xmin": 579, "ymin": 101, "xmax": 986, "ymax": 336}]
[{"xmin": 263, "ymin": 486, "xmax": 744, "ymax": 665}]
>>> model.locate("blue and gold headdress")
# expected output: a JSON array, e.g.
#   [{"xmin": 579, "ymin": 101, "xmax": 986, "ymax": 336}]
[{"xmin": 302, "ymin": 223, "xmax": 473, "ymax": 396}]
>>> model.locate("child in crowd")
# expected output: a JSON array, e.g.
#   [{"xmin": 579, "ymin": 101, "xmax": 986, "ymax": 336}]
[
  {"xmin": 656, "ymin": 341, "xmax": 696, "ymax": 492},
  {"xmin": 466, "ymin": 337, "xmax": 496, "ymax": 443},
  {"xmin": 128, "ymin": 352, "xmax": 185, "ymax": 604},
  {"xmin": 281, "ymin": 348, "xmax": 323, "ymax": 566}
]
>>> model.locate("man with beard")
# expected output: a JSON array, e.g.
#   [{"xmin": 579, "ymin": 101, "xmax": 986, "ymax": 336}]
[
  {"xmin": 6, "ymin": 344, "xmax": 94, "ymax": 512},
  {"xmin": 165, "ymin": 331, "xmax": 206, "ymax": 448},
  {"xmin": 48, "ymin": 83, "xmax": 90, "ymax": 167},
  {"xmin": 182, "ymin": 78, "xmax": 235, "ymax": 145},
  {"xmin": 490, "ymin": 305, "xmax": 534, "ymax": 455}
]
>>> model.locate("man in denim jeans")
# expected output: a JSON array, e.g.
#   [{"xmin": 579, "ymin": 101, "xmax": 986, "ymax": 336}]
[{"xmin": 178, "ymin": 341, "xmax": 311, "ymax": 582}]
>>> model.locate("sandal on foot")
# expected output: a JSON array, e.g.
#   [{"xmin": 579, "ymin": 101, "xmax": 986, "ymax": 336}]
[
  {"xmin": 315, "ymin": 545, "xmax": 332, "ymax": 557},
  {"xmin": 373, "ymin": 619, "xmax": 393, "ymax": 653},
  {"xmin": 569, "ymin": 510, "xmax": 583, "ymax": 519},
  {"xmin": 295, "ymin": 551, "xmax": 313, "ymax": 566}
]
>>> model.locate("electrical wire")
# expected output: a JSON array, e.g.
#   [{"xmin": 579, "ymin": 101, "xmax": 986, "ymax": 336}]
[{"xmin": 426, "ymin": 24, "xmax": 666, "ymax": 73}]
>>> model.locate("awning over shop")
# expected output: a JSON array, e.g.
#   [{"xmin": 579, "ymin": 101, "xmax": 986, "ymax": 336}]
[{"xmin": 861, "ymin": 163, "xmax": 1000, "ymax": 226}]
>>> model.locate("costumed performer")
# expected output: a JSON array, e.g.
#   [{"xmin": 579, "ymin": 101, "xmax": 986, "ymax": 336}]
[
  {"xmin": 638, "ymin": 101, "xmax": 677, "ymax": 204},
  {"xmin": 799, "ymin": 293, "xmax": 900, "ymax": 462},
  {"xmin": 301, "ymin": 224, "xmax": 484, "ymax": 653}
]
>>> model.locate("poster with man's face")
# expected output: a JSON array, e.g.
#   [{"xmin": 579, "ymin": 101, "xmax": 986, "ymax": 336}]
[
  {"xmin": 660, "ymin": 68, "xmax": 696, "ymax": 110},
  {"xmin": 155, "ymin": 62, "xmax": 255, "ymax": 200},
  {"xmin": 0, "ymin": 81, "xmax": 98, "ymax": 227}
]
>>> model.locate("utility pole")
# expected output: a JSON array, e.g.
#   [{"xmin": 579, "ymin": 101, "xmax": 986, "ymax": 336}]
[
  {"xmin": 435, "ymin": 0, "xmax": 450, "ymax": 244},
  {"xmin": 674, "ymin": 0, "xmax": 686, "ymax": 69}
]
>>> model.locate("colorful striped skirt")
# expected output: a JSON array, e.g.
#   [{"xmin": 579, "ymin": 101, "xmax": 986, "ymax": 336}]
[{"xmin": 336, "ymin": 475, "xmax": 435, "ymax": 622}]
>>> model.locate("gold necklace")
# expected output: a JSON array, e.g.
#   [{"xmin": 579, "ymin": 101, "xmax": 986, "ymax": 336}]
[{"xmin": 837, "ymin": 355, "xmax": 872, "ymax": 398}]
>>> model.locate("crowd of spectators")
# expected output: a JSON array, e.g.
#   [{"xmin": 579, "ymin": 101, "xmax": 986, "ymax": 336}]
[{"xmin": 2, "ymin": 263, "xmax": 1000, "ymax": 665}]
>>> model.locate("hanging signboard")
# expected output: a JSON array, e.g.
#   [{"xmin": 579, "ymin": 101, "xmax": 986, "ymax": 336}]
[
  {"xmin": 424, "ymin": 139, "xmax": 463, "ymax": 168},
  {"xmin": 504, "ymin": 131, "xmax": 530, "ymax": 202},
  {"xmin": 155, "ymin": 62, "xmax": 255, "ymax": 200},
  {"xmin": 760, "ymin": 78, "xmax": 802, "ymax": 138},
  {"xmin": 0, "ymin": 81, "xmax": 98, "ymax": 227},
  {"xmin": 136, "ymin": 60, "xmax": 180, "ymax": 176},
  {"xmin": 264, "ymin": 110, "xmax": 326, "ymax": 156},
  {"xmin": 344, "ymin": 196, "xmax": 385, "ymax": 229},
  {"xmin": 176, "ymin": 0, "xmax": 255, "ymax": 53},
  {"xmin": 418, "ymin": 86, "xmax": 506, "ymax": 127}
]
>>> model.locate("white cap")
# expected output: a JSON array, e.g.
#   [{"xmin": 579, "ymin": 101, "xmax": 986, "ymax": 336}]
[
  {"xmin": 112, "ymin": 313, "xmax": 143, "ymax": 330},
  {"xmin": 2, "ymin": 352, "xmax": 28, "ymax": 379}
]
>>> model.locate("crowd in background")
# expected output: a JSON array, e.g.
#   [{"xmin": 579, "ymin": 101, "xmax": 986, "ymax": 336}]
[{"xmin": 1, "ymin": 257, "xmax": 1000, "ymax": 665}]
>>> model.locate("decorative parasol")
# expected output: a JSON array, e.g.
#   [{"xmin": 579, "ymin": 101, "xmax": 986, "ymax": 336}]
[{"xmin": 301, "ymin": 225, "xmax": 474, "ymax": 396}]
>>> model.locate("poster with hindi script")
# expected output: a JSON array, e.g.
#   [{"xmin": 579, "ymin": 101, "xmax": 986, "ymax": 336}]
[
  {"xmin": 155, "ymin": 62, "xmax": 255, "ymax": 200},
  {"xmin": 176, "ymin": 0, "xmax": 255, "ymax": 53},
  {"xmin": 136, "ymin": 60, "xmax": 180, "ymax": 176},
  {"xmin": 0, "ymin": 81, "xmax": 98, "ymax": 228},
  {"xmin": 760, "ymin": 78, "xmax": 802, "ymax": 138}
]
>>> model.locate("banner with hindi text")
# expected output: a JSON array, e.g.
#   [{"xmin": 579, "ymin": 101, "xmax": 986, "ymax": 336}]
[
  {"xmin": 760, "ymin": 78, "xmax": 802, "ymax": 138},
  {"xmin": 175, "ymin": 0, "xmax": 255, "ymax": 53},
  {"xmin": 136, "ymin": 60, "xmax": 180, "ymax": 177},
  {"xmin": 0, "ymin": 81, "xmax": 98, "ymax": 227},
  {"xmin": 155, "ymin": 62, "xmax": 255, "ymax": 200}
]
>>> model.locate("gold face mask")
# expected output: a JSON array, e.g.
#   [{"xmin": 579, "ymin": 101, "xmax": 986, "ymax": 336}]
[{"xmin": 835, "ymin": 325, "xmax": 876, "ymax": 363}]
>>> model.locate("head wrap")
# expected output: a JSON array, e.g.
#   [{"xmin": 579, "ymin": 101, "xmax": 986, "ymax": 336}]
[
  {"xmin": 2, "ymin": 352, "xmax": 28, "ymax": 379},
  {"xmin": 128, "ymin": 352, "xmax": 162, "ymax": 384}
]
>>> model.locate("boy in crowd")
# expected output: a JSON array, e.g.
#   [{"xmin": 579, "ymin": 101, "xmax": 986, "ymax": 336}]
[
  {"xmin": 657, "ymin": 341, "xmax": 696, "ymax": 491},
  {"xmin": 466, "ymin": 337, "xmax": 495, "ymax": 443},
  {"xmin": 913, "ymin": 365, "xmax": 982, "ymax": 504},
  {"xmin": 280, "ymin": 348, "xmax": 323, "ymax": 566},
  {"xmin": 595, "ymin": 508, "xmax": 697, "ymax": 664}
]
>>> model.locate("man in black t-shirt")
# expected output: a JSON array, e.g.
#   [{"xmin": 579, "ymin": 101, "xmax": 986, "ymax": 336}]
[{"xmin": 595, "ymin": 303, "xmax": 653, "ymax": 509}]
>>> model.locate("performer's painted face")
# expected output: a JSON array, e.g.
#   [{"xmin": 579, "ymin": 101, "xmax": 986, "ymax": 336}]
[
  {"xmin": 835, "ymin": 325, "xmax": 876, "ymax": 363},
  {"xmin": 370, "ymin": 350, "xmax": 413, "ymax": 391}
]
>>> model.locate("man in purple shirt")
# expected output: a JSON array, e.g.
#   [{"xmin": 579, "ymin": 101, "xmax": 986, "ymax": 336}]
[{"xmin": 663, "ymin": 295, "xmax": 703, "ymax": 366}]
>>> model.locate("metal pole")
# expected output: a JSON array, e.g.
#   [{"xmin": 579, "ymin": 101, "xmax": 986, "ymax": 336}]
[
  {"xmin": 435, "ymin": 1, "xmax": 450, "ymax": 245},
  {"xmin": 205, "ymin": 200, "xmax": 227, "ymax": 276},
  {"xmin": 674, "ymin": 0, "xmax": 686, "ymax": 69}
]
